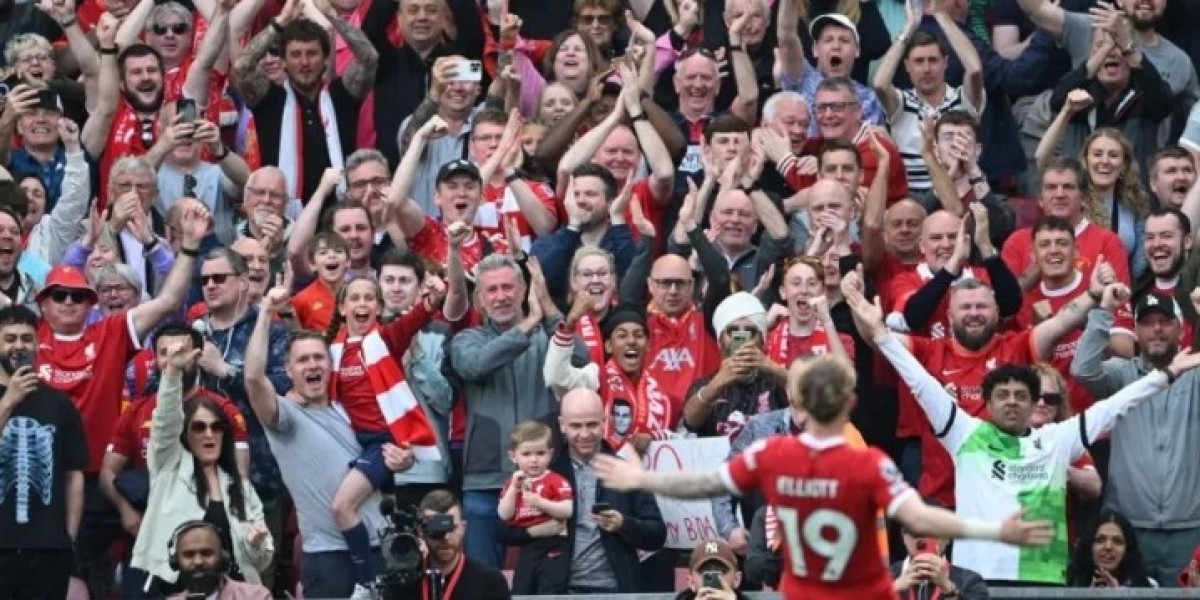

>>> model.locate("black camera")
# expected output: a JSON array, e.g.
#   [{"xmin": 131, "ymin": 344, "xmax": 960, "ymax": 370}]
[{"xmin": 375, "ymin": 499, "xmax": 456, "ymax": 599}]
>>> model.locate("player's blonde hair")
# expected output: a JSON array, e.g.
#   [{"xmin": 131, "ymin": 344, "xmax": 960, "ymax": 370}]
[{"xmin": 787, "ymin": 355, "xmax": 857, "ymax": 424}]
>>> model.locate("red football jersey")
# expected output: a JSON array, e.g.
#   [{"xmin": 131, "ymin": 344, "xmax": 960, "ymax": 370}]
[
  {"xmin": 765, "ymin": 321, "xmax": 856, "ymax": 367},
  {"xmin": 1016, "ymin": 274, "xmax": 1135, "ymax": 414},
  {"xmin": 108, "ymin": 389, "xmax": 250, "ymax": 469},
  {"xmin": 870, "ymin": 253, "xmax": 920, "ymax": 400},
  {"xmin": 888, "ymin": 264, "xmax": 992, "ymax": 340},
  {"xmin": 500, "ymin": 470, "xmax": 574, "ymax": 528},
  {"xmin": 478, "ymin": 180, "xmax": 559, "ymax": 251},
  {"xmin": 1001, "ymin": 222, "xmax": 1131, "ymax": 287},
  {"xmin": 408, "ymin": 215, "xmax": 510, "ymax": 274},
  {"xmin": 905, "ymin": 332, "xmax": 1040, "ymax": 506},
  {"xmin": 620, "ymin": 178, "xmax": 668, "ymax": 245},
  {"xmin": 38, "ymin": 313, "xmax": 141, "ymax": 472},
  {"xmin": 644, "ymin": 305, "xmax": 721, "ymax": 426},
  {"xmin": 722, "ymin": 434, "xmax": 914, "ymax": 599}
]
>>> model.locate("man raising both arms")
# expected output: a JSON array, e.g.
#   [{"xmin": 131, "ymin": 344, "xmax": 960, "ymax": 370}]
[{"xmin": 595, "ymin": 354, "xmax": 1053, "ymax": 599}]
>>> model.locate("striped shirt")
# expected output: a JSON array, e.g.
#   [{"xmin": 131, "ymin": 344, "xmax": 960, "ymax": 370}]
[{"xmin": 885, "ymin": 84, "xmax": 983, "ymax": 191}]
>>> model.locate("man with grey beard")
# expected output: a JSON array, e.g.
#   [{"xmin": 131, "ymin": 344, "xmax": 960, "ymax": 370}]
[{"xmin": 1071, "ymin": 291, "xmax": 1200, "ymax": 586}]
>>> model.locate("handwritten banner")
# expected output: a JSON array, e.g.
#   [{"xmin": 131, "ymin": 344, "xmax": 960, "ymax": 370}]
[{"xmin": 646, "ymin": 437, "xmax": 731, "ymax": 549}]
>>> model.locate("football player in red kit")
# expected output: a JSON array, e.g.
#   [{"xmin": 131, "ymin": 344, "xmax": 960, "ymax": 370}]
[{"xmin": 594, "ymin": 355, "xmax": 1053, "ymax": 599}]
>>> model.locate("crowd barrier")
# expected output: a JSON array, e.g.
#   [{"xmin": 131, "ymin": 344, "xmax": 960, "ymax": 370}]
[{"xmin": 515, "ymin": 591, "xmax": 1200, "ymax": 599}]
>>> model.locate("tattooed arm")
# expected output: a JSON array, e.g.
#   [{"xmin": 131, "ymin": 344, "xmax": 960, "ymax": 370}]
[
  {"xmin": 327, "ymin": 17, "xmax": 379, "ymax": 98},
  {"xmin": 1032, "ymin": 283, "xmax": 1099, "ymax": 361},
  {"xmin": 232, "ymin": 24, "xmax": 281, "ymax": 107}
]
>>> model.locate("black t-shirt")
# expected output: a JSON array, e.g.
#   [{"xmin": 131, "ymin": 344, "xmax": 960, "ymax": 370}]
[
  {"xmin": 250, "ymin": 80, "xmax": 359, "ymax": 201},
  {"xmin": 0, "ymin": 384, "xmax": 89, "ymax": 550}
]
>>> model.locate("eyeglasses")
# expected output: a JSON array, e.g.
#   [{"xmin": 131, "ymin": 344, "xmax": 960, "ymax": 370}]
[
  {"xmin": 652, "ymin": 277, "xmax": 692, "ymax": 290},
  {"xmin": 267, "ymin": 45, "xmax": 282, "ymax": 57},
  {"xmin": 49, "ymin": 289, "xmax": 88, "ymax": 304},
  {"xmin": 151, "ymin": 22, "xmax": 189, "ymax": 36},
  {"xmin": 183, "ymin": 174, "xmax": 197, "ymax": 198},
  {"xmin": 577, "ymin": 13, "xmax": 614, "ymax": 25},
  {"xmin": 17, "ymin": 53, "xmax": 51, "ymax": 65},
  {"xmin": 201, "ymin": 273, "xmax": 237, "ymax": 285},
  {"xmin": 575, "ymin": 269, "xmax": 612, "ymax": 280},
  {"xmin": 1038, "ymin": 393, "xmax": 1064, "ymax": 407},
  {"xmin": 98, "ymin": 284, "xmax": 136, "ymax": 296},
  {"xmin": 189, "ymin": 420, "xmax": 226, "ymax": 435},
  {"xmin": 814, "ymin": 101, "xmax": 857, "ymax": 114},
  {"xmin": 348, "ymin": 176, "xmax": 388, "ymax": 191}
]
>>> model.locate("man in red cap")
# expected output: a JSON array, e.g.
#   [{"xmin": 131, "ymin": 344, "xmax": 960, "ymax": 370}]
[
  {"xmin": 34, "ymin": 200, "xmax": 210, "ymax": 596},
  {"xmin": 676, "ymin": 539, "xmax": 749, "ymax": 600}
]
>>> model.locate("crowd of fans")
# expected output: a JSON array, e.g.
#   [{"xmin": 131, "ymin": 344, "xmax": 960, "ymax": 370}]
[{"xmin": 5, "ymin": 0, "xmax": 1200, "ymax": 597}]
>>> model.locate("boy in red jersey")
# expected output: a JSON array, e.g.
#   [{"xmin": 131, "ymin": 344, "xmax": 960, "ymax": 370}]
[
  {"xmin": 498, "ymin": 421, "xmax": 573, "ymax": 595},
  {"xmin": 595, "ymin": 354, "xmax": 1053, "ymax": 599}
]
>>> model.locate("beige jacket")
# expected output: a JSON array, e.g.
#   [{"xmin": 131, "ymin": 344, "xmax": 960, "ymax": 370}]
[{"xmin": 130, "ymin": 370, "xmax": 274, "ymax": 584}]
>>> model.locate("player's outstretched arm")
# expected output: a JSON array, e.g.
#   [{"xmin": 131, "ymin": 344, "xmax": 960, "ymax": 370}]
[
  {"xmin": 895, "ymin": 496, "xmax": 1054, "ymax": 547},
  {"xmin": 595, "ymin": 455, "xmax": 729, "ymax": 499}
]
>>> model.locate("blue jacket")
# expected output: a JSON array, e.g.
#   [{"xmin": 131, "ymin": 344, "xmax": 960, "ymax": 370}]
[{"xmin": 200, "ymin": 305, "xmax": 293, "ymax": 501}]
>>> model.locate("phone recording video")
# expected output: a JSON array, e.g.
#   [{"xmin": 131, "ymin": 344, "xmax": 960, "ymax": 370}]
[
  {"xmin": 450, "ymin": 59, "xmax": 483, "ymax": 83},
  {"xmin": 178, "ymin": 98, "xmax": 198, "ymax": 124},
  {"xmin": 10, "ymin": 349, "xmax": 34, "ymax": 372}
]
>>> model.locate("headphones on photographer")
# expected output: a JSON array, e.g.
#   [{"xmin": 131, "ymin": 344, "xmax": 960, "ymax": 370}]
[{"xmin": 167, "ymin": 520, "xmax": 232, "ymax": 574}]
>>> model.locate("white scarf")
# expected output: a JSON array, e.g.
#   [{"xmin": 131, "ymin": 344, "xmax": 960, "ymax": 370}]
[{"xmin": 279, "ymin": 80, "xmax": 345, "ymax": 199}]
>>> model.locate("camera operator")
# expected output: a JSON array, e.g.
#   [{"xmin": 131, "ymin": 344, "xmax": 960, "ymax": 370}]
[
  {"xmin": 380, "ymin": 489, "xmax": 510, "ymax": 600},
  {"xmin": 675, "ymin": 539, "xmax": 750, "ymax": 600}
]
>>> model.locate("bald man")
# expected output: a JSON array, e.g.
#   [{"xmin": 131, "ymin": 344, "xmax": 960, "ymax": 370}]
[
  {"xmin": 640, "ymin": 254, "xmax": 725, "ymax": 427},
  {"xmin": 670, "ymin": 188, "xmax": 791, "ymax": 305},
  {"xmin": 552, "ymin": 388, "xmax": 666, "ymax": 594},
  {"xmin": 882, "ymin": 200, "xmax": 926, "ymax": 264}
]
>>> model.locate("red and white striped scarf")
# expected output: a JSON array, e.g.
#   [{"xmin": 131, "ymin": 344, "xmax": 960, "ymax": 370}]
[
  {"xmin": 329, "ymin": 328, "xmax": 441, "ymax": 462},
  {"xmin": 601, "ymin": 360, "xmax": 671, "ymax": 449}
]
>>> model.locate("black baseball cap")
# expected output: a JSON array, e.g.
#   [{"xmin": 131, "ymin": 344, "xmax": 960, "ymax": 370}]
[
  {"xmin": 436, "ymin": 159, "xmax": 481, "ymax": 185},
  {"xmin": 1134, "ymin": 291, "xmax": 1181, "ymax": 322},
  {"xmin": 33, "ymin": 89, "xmax": 63, "ymax": 113}
]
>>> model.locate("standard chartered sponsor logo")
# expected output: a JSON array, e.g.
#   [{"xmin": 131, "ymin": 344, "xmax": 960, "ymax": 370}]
[{"xmin": 990, "ymin": 459, "xmax": 1049, "ymax": 484}]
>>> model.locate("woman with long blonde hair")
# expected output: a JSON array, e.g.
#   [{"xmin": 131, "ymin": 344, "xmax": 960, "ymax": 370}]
[{"xmin": 1078, "ymin": 129, "xmax": 1148, "ymax": 278}]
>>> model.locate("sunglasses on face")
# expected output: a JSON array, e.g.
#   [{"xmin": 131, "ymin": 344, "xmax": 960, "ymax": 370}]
[
  {"xmin": 49, "ymin": 289, "xmax": 88, "ymax": 304},
  {"xmin": 577, "ymin": 13, "xmax": 614, "ymax": 25},
  {"xmin": 1038, "ymin": 393, "xmax": 1064, "ymax": 407},
  {"xmin": 724, "ymin": 325, "xmax": 759, "ymax": 336},
  {"xmin": 201, "ymin": 273, "xmax": 236, "ymax": 286},
  {"xmin": 189, "ymin": 420, "xmax": 226, "ymax": 435},
  {"xmin": 152, "ymin": 22, "xmax": 188, "ymax": 36}
]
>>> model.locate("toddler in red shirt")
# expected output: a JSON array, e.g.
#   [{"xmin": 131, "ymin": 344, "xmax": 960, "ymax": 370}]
[{"xmin": 498, "ymin": 421, "xmax": 574, "ymax": 594}]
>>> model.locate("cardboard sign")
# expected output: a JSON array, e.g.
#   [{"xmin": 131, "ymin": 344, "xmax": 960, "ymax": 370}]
[{"xmin": 645, "ymin": 437, "xmax": 732, "ymax": 549}]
